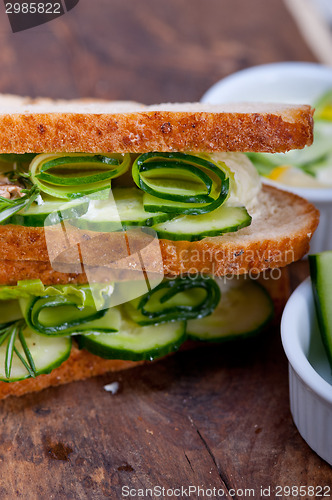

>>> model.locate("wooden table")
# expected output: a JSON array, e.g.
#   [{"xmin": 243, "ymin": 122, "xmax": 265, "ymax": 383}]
[{"xmin": 0, "ymin": 0, "xmax": 331, "ymax": 498}]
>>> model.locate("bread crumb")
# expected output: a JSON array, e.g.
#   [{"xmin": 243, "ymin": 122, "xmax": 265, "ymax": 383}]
[{"xmin": 103, "ymin": 381, "xmax": 119, "ymax": 394}]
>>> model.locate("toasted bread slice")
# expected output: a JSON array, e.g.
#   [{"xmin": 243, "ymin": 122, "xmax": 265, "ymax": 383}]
[
  {"xmin": 0, "ymin": 97, "xmax": 313, "ymax": 154},
  {"xmin": 0, "ymin": 185, "xmax": 319, "ymax": 284}
]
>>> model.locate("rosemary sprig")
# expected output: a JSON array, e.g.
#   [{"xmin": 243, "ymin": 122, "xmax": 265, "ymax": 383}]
[
  {"xmin": 0, "ymin": 184, "xmax": 40, "ymax": 224},
  {"xmin": 5, "ymin": 324, "xmax": 18, "ymax": 379},
  {"xmin": 0, "ymin": 320, "xmax": 37, "ymax": 379},
  {"xmin": 0, "ymin": 327, "xmax": 10, "ymax": 346},
  {"xmin": 18, "ymin": 328, "xmax": 36, "ymax": 376},
  {"xmin": 13, "ymin": 347, "xmax": 36, "ymax": 378}
]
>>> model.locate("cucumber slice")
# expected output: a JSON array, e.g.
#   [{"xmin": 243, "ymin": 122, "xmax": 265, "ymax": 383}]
[
  {"xmin": 70, "ymin": 187, "xmax": 173, "ymax": 231},
  {"xmin": 77, "ymin": 318, "xmax": 186, "ymax": 361},
  {"xmin": 9, "ymin": 197, "xmax": 89, "ymax": 227},
  {"xmin": 187, "ymin": 278, "xmax": 273, "ymax": 341},
  {"xmin": 152, "ymin": 205, "xmax": 251, "ymax": 241},
  {"xmin": 0, "ymin": 326, "xmax": 71, "ymax": 382},
  {"xmin": 309, "ymin": 252, "xmax": 332, "ymax": 368},
  {"xmin": 0, "ymin": 300, "xmax": 23, "ymax": 325}
]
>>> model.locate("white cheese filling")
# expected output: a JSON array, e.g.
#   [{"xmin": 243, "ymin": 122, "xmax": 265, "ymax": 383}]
[{"xmin": 209, "ymin": 152, "xmax": 261, "ymax": 209}]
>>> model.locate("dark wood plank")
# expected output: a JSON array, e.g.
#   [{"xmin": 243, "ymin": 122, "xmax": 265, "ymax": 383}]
[
  {"xmin": 0, "ymin": 324, "xmax": 330, "ymax": 499},
  {"xmin": 0, "ymin": 0, "xmax": 316, "ymax": 103}
]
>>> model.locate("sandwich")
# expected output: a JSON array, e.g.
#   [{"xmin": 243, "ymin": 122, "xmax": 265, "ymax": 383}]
[{"xmin": 0, "ymin": 96, "xmax": 319, "ymax": 398}]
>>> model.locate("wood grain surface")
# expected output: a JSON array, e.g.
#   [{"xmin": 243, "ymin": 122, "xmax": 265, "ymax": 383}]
[
  {"xmin": 0, "ymin": 0, "xmax": 331, "ymax": 498},
  {"xmin": 0, "ymin": 0, "xmax": 316, "ymax": 103}
]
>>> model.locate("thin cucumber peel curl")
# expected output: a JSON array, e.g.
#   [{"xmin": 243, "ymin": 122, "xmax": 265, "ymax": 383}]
[
  {"xmin": 132, "ymin": 152, "xmax": 230, "ymax": 215},
  {"xmin": 124, "ymin": 275, "xmax": 221, "ymax": 325},
  {"xmin": 29, "ymin": 153, "xmax": 131, "ymax": 199}
]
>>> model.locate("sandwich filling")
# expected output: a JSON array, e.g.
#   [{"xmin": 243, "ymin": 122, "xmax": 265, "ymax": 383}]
[
  {"xmin": 0, "ymin": 151, "xmax": 260, "ymax": 240},
  {"xmin": 0, "ymin": 275, "xmax": 273, "ymax": 382},
  {"xmin": 0, "ymin": 151, "xmax": 270, "ymax": 383}
]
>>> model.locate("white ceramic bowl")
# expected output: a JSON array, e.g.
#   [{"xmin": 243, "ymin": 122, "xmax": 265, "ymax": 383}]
[
  {"xmin": 281, "ymin": 278, "xmax": 332, "ymax": 465},
  {"xmin": 201, "ymin": 62, "xmax": 332, "ymax": 252},
  {"xmin": 201, "ymin": 62, "xmax": 332, "ymax": 105}
]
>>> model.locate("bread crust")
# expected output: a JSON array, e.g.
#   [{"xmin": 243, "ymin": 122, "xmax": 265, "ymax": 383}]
[
  {"xmin": 0, "ymin": 344, "xmax": 142, "ymax": 399},
  {"xmin": 0, "ymin": 100, "xmax": 313, "ymax": 153},
  {"xmin": 161, "ymin": 186, "xmax": 320, "ymax": 276},
  {"xmin": 0, "ymin": 185, "xmax": 319, "ymax": 283}
]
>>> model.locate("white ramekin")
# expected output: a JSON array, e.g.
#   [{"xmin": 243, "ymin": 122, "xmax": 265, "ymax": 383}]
[
  {"xmin": 201, "ymin": 62, "xmax": 332, "ymax": 252},
  {"xmin": 281, "ymin": 278, "xmax": 332, "ymax": 466}
]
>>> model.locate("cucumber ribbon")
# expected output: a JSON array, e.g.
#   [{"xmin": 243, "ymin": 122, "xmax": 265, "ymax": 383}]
[
  {"xmin": 30, "ymin": 153, "xmax": 131, "ymax": 199},
  {"xmin": 132, "ymin": 153, "xmax": 230, "ymax": 215},
  {"xmin": 15, "ymin": 283, "xmax": 120, "ymax": 336},
  {"xmin": 125, "ymin": 275, "xmax": 221, "ymax": 325},
  {"xmin": 22, "ymin": 295, "xmax": 107, "ymax": 336},
  {"xmin": 12, "ymin": 276, "xmax": 221, "ymax": 334}
]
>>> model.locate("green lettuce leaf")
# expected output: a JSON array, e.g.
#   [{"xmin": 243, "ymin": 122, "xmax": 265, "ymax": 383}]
[{"xmin": 0, "ymin": 280, "xmax": 114, "ymax": 310}]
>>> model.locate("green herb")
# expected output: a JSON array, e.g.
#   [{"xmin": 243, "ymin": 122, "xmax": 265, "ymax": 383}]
[
  {"xmin": 4, "ymin": 167, "xmax": 33, "ymax": 189},
  {"xmin": 0, "ymin": 320, "xmax": 36, "ymax": 379},
  {"xmin": 5, "ymin": 324, "xmax": 17, "ymax": 378}
]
